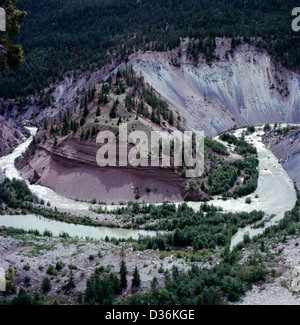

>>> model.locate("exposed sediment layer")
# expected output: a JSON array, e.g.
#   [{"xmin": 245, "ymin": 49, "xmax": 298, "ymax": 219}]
[
  {"xmin": 18, "ymin": 136, "xmax": 186, "ymax": 204},
  {"xmin": 129, "ymin": 41, "xmax": 300, "ymax": 136}
]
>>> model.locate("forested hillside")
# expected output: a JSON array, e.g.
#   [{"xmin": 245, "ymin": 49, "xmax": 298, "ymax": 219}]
[{"xmin": 0, "ymin": 0, "xmax": 299, "ymax": 99}]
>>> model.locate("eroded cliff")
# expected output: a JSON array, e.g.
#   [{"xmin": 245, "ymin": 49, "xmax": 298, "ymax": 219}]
[{"xmin": 129, "ymin": 39, "xmax": 300, "ymax": 136}]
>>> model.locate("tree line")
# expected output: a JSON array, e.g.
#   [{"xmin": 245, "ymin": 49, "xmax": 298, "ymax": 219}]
[{"xmin": 0, "ymin": 0, "xmax": 299, "ymax": 100}]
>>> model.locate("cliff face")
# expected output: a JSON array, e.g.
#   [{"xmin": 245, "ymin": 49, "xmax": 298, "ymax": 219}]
[
  {"xmin": 271, "ymin": 128, "xmax": 300, "ymax": 188},
  {"xmin": 0, "ymin": 116, "xmax": 29, "ymax": 157},
  {"xmin": 129, "ymin": 41, "xmax": 300, "ymax": 136},
  {"xmin": 18, "ymin": 136, "xmax": 187, "ymax": 204}
]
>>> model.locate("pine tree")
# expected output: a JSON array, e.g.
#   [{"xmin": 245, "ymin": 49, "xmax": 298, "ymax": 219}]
[
  {"xmin": 132, "ymin": 266, "xmax": 141, "ymax": 288},
  {"xmin": 5, "ymin": 266, "xmax": 16, "ymax": 294},
  {"xmin": 96, "ymin": 106, "xmax": 101, "ymax": 117},
  {"xmin": 150, "ymin": 276, "xmax": 159, "ymax": 295},
  {"xmin": 109, "ymin": 100, "xmax": 118, "ymax": 118},
  {"xmin": 63, "ymin": 271, "xmax": 76, "ymax": 291},
  {"xmin": 119, "ymin": 260, "xmax": 127, "ymax": 290},
  {"xmin": 83, "ymin": 93, "xmax": 88, "ymax": 117},
  {"xmin": 0, "ymin": 1, "xmax": 27, "ymax": 71},
  {"xmin": 169, "ymin": 110, "xmax": 174, "ymax": 125}
]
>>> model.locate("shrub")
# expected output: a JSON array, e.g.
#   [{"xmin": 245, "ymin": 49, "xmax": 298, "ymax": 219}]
[
  {"xmin": 41, "ymin": 278, "xmax": 51, "ymax": 293},
  {"xmin": 46, "ymin": 265, "xmax": 58, "ymax": 276},
  {"xmin": 43, "ymin": 229, "xmax": 53, "ymax": 237},
  {"xmin": 68, "ymin": 264, "xmax": 78, "ymax": 270},
  {"xmin": 24, "ymin": 275, "xmax": 31, "ymax": 286},
  {"xmin": 245, "ymin": 197, "xmax": 252, "ymax": 204},
  {"xmin": 55, "ymin": 261, "xmax": 65, "ymax": 271},
  {"xmin": 23, "ymin": 263, "xmax": 30, "ymax": 271}
]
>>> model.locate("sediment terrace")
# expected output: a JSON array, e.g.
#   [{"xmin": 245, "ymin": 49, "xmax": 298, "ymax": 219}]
[{"xmin": 18, "ymin": 135, "xmax": 186, "ymax": 204}]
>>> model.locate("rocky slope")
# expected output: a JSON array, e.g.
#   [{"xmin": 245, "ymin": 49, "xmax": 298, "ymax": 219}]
[
  {"xmin": 270, "ymin": 128, "xmax": 300, "ymax": 188},
  {"xmin": 4, "ymin": 39, "xmax": 299, "ymax": 138},
  {"xmin": 129, "ymin": 39, "xmax": 300, "ymax": 136},
  {"xmin": 0, "ymin": 116, "xmax": 29, "ymax": 157}
]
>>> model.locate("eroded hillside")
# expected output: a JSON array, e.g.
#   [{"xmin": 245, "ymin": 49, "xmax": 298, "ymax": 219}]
[
  {"xmin": 265, "ymin": 125, "xmax": 300, "ymax": 188},
  {"xmin": 129, "ymin": 39, "xmax": 300, "ymax": 136},
  {"xmin": 17, "ymin": 69, "xmax": 258, "ymax": 204},
  {"xmin": 0, "ymin": 116, "xmax": 29, "ymax": 157}
]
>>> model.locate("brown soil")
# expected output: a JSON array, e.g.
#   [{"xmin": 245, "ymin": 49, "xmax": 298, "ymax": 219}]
[{"xmin": 18, "ymin": 134, "xmax": 187, "ymax": 204}]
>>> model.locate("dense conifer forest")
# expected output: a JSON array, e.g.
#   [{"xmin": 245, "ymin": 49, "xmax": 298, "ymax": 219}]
[
  {"xmin": 0, "ymin": 0, "xmax": 299, "ymax": 99},
  {"xmin": 1, "ymin": 0, "xmax": 300, "ymax": 307}
]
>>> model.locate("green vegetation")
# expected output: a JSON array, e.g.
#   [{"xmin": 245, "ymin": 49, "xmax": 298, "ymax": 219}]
[
  {"xmin": 218, "ymin": 133, "xmax": 259, "ymax": 197},
  {"xmin": 205, "ymin": 137, "xmax": 228, "ymax": 156},
  {"xmin": 253, "ymin": 185, "xmax": 300, "ymax": 245},
  {"xmin": 263, "ymin": 124, "xmax": 299, "ymax": 138},
  {"xmin": 107, "ymin": 202, "xmax": 264, "ymax": 250},
  {"xmin": 5, "ymin": 267, "xmax": 16, "ymax": 294},
  {"xmin": 0, "ymin": 177, "xmax": 115, "ymax": 228},
  {"xmin": 11, "ymin": 289, "xmax": 38, "ymax": 305},
  {"xmin": 208, "ymin": 164, "xmax": 237, "ymax": 195},
  {"xmin": 132, "ymin": 266, "xmax": 141, "ymax": 289},
  {"xmin": 124, "ymin": 256, "xmax": 267, "ymax": 305},
  {"xmin": 120, "ymin": 186, "xmax": 300, "ymax": 305},
  {"xmin": 263, "ymin": 123, "xmax": 272, "ymax": 132},
  {"xmin": 22, "ymin": 263, "xmax": 30, "ymax": 271},
  {"xmin": 119, "ymin": 260, "xmax": 128, "ymax": 290},
  {"xmin": 247, "ymin": 126, "xmax": 255, "ymax": 134},
  {"xmin": 1, "ymin": 0, "xmax": 299, "ymax": 100},
  {"xmin": 2, "ymin": 186, "xmax": 300, "ymax": 305},
  {"xmin": 84, "ymin": 271, "xmax": 121, "ymax": 305},
  {"xmin": 0, "ymin": 178, "xmax": 37, "ymax": 210},
  {"xmin": 41, "ymin": 278, "xmax": 51, "ymax": 293},
  {"xmin": 46, "ymin": 265, "xmax": 58, "ymax": 276},
  {"xmin": 0, "ymin": 0, "xmax": 26, "ymax": 72}
]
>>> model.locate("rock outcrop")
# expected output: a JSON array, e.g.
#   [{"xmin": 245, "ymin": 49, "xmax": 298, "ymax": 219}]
[
  {"xmin": 271, "ymin": 128, "xmax": 300, "ymax": 188},
  {"xmin": 0, "ymin": 116, "xmax": 29, "ymax": 157}
]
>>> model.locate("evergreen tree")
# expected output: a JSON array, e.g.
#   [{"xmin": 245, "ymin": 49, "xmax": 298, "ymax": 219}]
[
  {"xmin": 169, "ymin": 110, "xmax": 174, "ymax": 125},
  {"xmin": 5, "ymin": 266, "xmax": 16, "ymax": 294},
  {"xmin": 132, "ymin": 266, "xmax": 141, "ymax": 289},
  {"xmin": 63, "ymin": 271, "xmax": 76, "ymax": 291},
  {"xmin": 119, "ymin": 260, "xmax": 127, "ymax": 290},
  {"xmin": 96, "ymin": 106, "xmax": 101, "ymax": 117},
  {"xmin": 83, "ymin": 93, "xmax": 89, "ymax": 117},
  {"xmin": 109, "ymin": 99, "xmax": 118, "ymax": 119},
  {"xmin": 0, "ymin": 0, "xmax": 26, "ymax": 71}
]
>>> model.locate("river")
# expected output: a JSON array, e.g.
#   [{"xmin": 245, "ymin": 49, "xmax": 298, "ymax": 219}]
[
  {"xmin": 0, "ymin": 214, "xmax": 157, "ymax": 240},
  {"xmin": 0, "ymin": 126, "xmax": 297, "ymax": 248}
]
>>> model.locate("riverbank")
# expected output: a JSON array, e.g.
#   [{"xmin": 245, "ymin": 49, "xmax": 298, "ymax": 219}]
[
  {"xmin": 0, "ymin": 126, "xmax": 297, "ymax": 249},
  {"xmin": 0, "ymin": 214, "xmax": 158, "ymax": 241}
]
